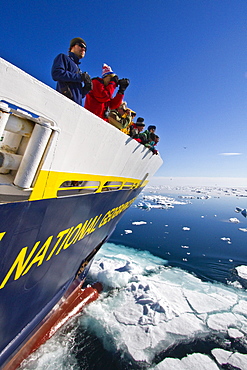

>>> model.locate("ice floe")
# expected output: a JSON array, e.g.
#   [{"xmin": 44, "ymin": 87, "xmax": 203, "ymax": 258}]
[
  {"xmin": 212, "ymin": 348, "xmax": 247, "ymax": 369},
  {"xmin": 229, "ymin": 217, "xmax": 240, "ymax": 223},
  {"xmin": 228, "ymin": 327, "xmax": 245, "ymax": 338},
  {"xmin": 124, "ymin": 229, "xmax": 132, "ymax": 234},
  {"xmin": 136, "ymin": 194, "xmax": 187, "ymax": 211},
  {"xmin": 236, "ymin": 265, "xmax": 247, "ymax": 280},
  {"xmin": 82, "ymin": 243, "xmax": 247, "ymax": 368},
  {"xmin": 220, "ymin": 237, "xmax": 231, "ymax": 244},
  {"xmin": 152, "ymin": 353, "xmax": 219, "ymax": 369},
  {"xmin": 132, "ymin": 221, "xmax": 147, "ymax": 225},
  {"xmin": 182, "ymin": 227, "xmax": 190, "ymax": 231}
]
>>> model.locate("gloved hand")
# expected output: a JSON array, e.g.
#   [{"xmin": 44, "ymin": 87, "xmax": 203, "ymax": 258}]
[
  {"xmin": 81, "ymin": 72, "xmax": 93, "ymax": 91},
  {"xmin": 118, "ymin": 78, "xmax": 130, "ymax": 94},
  {"xmin": 84, "ymin": 81, "xmax": 93, "ymax": 92},
  {"xmin": 110, "ymin": 75, "xmax": 119, "ymax": 85},
  {"xmin": 80, "ymin": 72, "xmax": 92, "ymax": 84}
]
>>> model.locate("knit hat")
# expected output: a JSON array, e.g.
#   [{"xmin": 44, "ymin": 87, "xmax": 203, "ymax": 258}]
[
  {"xmin": 102, "ymin": 63, "xmax": 114, "ymax": 78},
  {"xmin": 70, "ymin": 37, "xmax": 86, "ymax": 48},
  {"xmin": 136, "ymin": 117, "xmax": 145, "ymax": 126},
  {"xmin": 147, "ymin": 125, "xmax": 156, "ymax": 131}
]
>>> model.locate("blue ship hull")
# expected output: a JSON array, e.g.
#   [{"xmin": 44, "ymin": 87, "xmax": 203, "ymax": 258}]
[{"xmin": 0, "ymin": 188, "xmax": 141, "ymax": 367}]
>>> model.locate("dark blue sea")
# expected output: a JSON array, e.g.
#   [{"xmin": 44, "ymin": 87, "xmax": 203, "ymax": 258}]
[{"xmin": 20, "ymin": 185, "xmax": 247, "ymax": 370}]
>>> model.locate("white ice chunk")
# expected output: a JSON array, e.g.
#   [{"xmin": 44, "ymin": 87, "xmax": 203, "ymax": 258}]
[
  {"xmin": 124, "ymin": 229, "xmax": 132, "ymax": 234},
  {"xmin": 211, "ymin": 348, "xmax": 231, "ymax": 366},
  {"xmin": 212, "ymin": 348, "xmax": 247, "ymax": 368},
  {"xmin": 151, "ymin": 357, "xmax": 185, "ymax": 369},
  {"xmin": 229, "ymin": 352, "xmax": 247, "ymax": 368},
  {"xmin": 228, "ymin": 328, "xmax": 244, "ymax": 338},
  {"xmin": 165, "ymin": 312, "xmax": 206, "ymax": 336},
  {"xmin": 207, "ymin": 312, "xmax": 244, "ymax": 331},
  {"xmin": 132, "ymin": 221, "xmax": 147, "ymax": 225},
  {"xmin": 182, "ymin": 227, "xmax": 190, "ymax": 231},
  {"xmin": 181, "ymin": 353, "xmax": 219, "ymax": 369},
  {"xmin": 97, "ymin": 269, "xmax": 130, "ymax": 288},
  {"xmin": 239, "ymin": 228, "xmax": 247, "ymax": 232},
  {"xmin": 236, "ymin": 265, "xmax": 247, "ymax": 279},
  {"xmin": 220, "ymin": 237, "xmax": 231, "ymax": 242},
  {"xmin": 183, "ymin": 287, "xmax": 237, "ymax": 314},
  {"xmin": 233, "ymin": 299, "xmax": 247, "ymax": 315},
  {"xmin": 229, "ymin": 217, "xmax": 240, "ymax": 223},
  {"xmin": 153, "ymin": 353, "xmax": 219, "ymax": 370}
]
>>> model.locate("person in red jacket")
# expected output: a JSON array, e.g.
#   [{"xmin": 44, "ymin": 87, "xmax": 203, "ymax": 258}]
[{"xmin": 84, "ymin": 64, "xmax": 129, "ymax": 120}]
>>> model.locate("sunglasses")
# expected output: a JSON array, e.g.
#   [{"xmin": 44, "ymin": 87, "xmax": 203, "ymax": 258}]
[{"xmin": 77, "ymin": 43, "xmax": 87, "ymax": 51}]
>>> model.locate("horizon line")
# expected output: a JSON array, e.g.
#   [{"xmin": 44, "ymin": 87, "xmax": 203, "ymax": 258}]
[{"xmin": 150, "ymin": 176, "xmax": 247, "ymax": 187}]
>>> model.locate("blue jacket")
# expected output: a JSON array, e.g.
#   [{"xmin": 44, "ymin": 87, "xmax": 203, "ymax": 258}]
[{"xmin": 51, "ymin": 52, "xmax": 90, "ymax": 105}]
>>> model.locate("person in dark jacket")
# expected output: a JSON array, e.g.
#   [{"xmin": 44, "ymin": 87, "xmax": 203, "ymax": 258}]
[
  {"xmin": 84, "ymin": 63, "xmax": 129, "ymax": 120},
  {"xmin": 129, "ymin": 117, "xmax": 145, "ymax": 138},
  {"xmin": 129, "ymin": 117, "xmax": 146, "ymax": 142},
  {"xmin": 139, "ymin": 125, "xmax": 158, "ymax": 155},
  {"xmin": 51, "ymin": 37, "xmax": 92, "ymax": 105},
  {"xmin": 140, "ymin": 125, "xmax": 156, "ymax": 145}
]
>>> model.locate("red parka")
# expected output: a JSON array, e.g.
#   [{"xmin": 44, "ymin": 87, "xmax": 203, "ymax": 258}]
[{"xmin": 84, "ymin": 78, "xmax": 123, "ymax": 120}]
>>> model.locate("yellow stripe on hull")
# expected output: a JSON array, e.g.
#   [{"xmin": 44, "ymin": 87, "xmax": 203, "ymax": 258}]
[{"xmin": 29, "ymin": 170, "xmax": 148, "ymax": 201}]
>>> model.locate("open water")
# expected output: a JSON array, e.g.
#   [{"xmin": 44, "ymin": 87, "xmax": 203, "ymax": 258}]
[{"xmin": 20, "ymin": 185, "xmax": 247, "ymax": 370}]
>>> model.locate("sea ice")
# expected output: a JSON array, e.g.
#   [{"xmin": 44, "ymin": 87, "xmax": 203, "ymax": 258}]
[
  {"xmin": 220, "ymin": 237, "xmax": 231, "ymax": 243},
  {"xmin": 212, "ymin": 348, "xmax": 247, "ymax": 368},
  {"xmin": 124, "ymin": 229, "xmax": 132, "ymax": 234},
  {"xmin": 229, "ymin": 217, "xmax": 240, "ymax": 223},
  {"xmin": 233, "ymin": 299, "xmax": 247, "ymax": 314},
  {"xmin": 207, "ymin": 312, "xmax": 246, "ymax": 331},
  {"xmin": 182, "ymin": 227, "xmax": 190, "ymax": 231},
  {"xmin": 82, "ymin": 243, "xmax": 247, "ymax": 366},
  {"xmin": 236, "ymin": 265, "xmax": 247, "ymax": 280},
  {"xmin": 139, "ymin": 194, "xmax": 187, "ymax": 210},
  {"xmin": 227, "ymin": 327, "xmax": 244, "ymax": 338},
  {"xmin": 239, "ymin": 228, "xmax": 247, "ymax": 232},
  {"xmin": 152, "ymin": 353, "xmax": 219, "ymax": 370},
  {"xmin": 132, "ymin": 221, "xmax": 147, "ymax": 225}
]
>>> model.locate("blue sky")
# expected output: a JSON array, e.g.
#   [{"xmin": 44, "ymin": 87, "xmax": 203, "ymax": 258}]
[{"xmin": 1, "ymin": 0, "xmax": 246, "ymax": 180}]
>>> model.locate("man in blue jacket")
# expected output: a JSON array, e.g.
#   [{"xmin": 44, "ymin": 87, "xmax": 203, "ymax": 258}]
[{"xmin": 51, "ymin": 37, "xmax": 92, "ymax": 105}]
